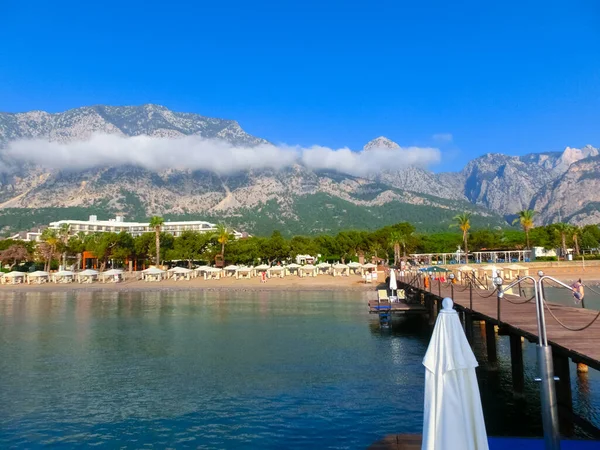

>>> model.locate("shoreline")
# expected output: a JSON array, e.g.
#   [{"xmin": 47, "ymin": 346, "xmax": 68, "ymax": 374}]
[{"xmin": 0, "ymin": 276, "xmax": 377, "ymax": 294}]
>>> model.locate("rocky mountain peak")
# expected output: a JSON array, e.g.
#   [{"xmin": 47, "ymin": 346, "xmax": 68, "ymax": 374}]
[
  {"xmin": 554, "ymin": 145, "xmax": 599, "ymax": 173},
  {"xmin": 363, "ymin": 136, "xmax": 400, "ymax": 151}
]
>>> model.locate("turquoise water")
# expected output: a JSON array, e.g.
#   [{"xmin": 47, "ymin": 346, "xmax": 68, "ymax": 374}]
[{"xmin": 0, "ymin": 290, "xmax": 598, "ymax": 448}]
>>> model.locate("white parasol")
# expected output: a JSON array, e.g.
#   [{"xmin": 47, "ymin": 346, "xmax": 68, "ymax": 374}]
[
  {"xmin": 422, "ymin": 298, "xmax": 488, "ymax": 450},
  {"xmin": 389, "ymin": 269, "xmax": 398, "ymax": 300}
]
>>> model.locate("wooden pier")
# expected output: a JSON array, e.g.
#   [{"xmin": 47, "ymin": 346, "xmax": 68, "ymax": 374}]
[{"xmin": 395, "ymin": 274, "xmax": 600, "ymax": 437}]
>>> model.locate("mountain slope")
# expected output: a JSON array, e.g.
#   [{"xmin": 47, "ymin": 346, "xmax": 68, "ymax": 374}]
[
  {"xmin": 0, "ymin": 104, "xmax": 267, "ymax": 146},
  {"xmin": 0, "ymin": 104, "xmax": 597, "ymax": 235}
]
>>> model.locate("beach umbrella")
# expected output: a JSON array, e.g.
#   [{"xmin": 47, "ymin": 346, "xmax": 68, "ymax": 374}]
[
  {"xmin": 28, "ymin": 270, "xmax": 49, "ymax": 277},
  {"xmin": 103, "ymin": 269, "xmax": 124, "ymax": 276},
  {"xmin": 422, "ymin": 298, "xmax": 488, "ymax": 450},
  {"xmin": 79, "ymin": 269, "xmax": 99, "ymax": 276},
  {"xmin": 3, "ymin": 271, "xmax": 26, "ymax": 278},
  {"xmin": 389, "ymin": 269, "xmax": 397, "ymax": 295},
  {"xmin": 141, "ymin": 267, "xmax": 165, "ymax": 275}
]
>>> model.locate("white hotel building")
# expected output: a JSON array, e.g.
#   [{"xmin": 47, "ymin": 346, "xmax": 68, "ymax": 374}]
[{"xmin": 49, "ymin": 215, "xmax": 243, "ymax": 238}]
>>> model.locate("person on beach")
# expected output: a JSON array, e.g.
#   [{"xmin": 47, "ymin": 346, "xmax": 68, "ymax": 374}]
[
  {"xmin": 261, "ymin": 271, "xmax": 267, "ymax": 283},
  {"xmin": 572, "ymin": 279, "xmax": 585, "ymax": 303}
]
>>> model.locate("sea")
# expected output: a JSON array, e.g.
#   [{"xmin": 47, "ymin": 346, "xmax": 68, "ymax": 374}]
[{"xmin": 0, "ymin": 290, "xmax": 599, "ymax": 448}]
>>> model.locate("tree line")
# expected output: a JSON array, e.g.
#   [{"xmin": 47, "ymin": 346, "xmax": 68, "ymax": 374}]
[{"xmin": 0, "ymin": 211, "xmax": 599, "ymax": 271}]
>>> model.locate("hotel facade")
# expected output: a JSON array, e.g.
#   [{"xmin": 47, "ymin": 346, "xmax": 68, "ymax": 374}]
[{"xmin": 49, "ymin": 215, "xmax": 243, "ymax": 238}]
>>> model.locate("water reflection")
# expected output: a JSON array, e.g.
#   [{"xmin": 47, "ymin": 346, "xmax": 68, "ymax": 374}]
[{"xmin": 0, "ymin": 291, "xmax": 598, "ymax": 448}]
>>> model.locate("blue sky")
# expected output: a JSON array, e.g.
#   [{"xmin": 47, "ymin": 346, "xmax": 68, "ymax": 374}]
[{"xmin": 1, "ymin": 0, "xmax": 599, "ymax": 171}]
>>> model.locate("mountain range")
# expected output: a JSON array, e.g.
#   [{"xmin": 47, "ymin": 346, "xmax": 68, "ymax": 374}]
[{"xmin": 0, "ymin": 104, "xmax": 597, "ymax": 236}]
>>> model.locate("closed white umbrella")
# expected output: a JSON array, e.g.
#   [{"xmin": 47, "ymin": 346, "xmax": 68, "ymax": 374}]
[
  {"xmin": 389, "ymin": 269, "xmax": 398, "ymax": 299},
  {"xmin": 422, "ymin": 298, "xmax": 488, "ymax": 450}
]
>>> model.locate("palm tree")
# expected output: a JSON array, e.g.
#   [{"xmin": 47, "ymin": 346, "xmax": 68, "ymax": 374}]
[
  {"xmin": 553, "ymin": 223, "xmax": 572, "ymax": 259},
  {"xmin": 451, "ymin": 213, "xmax": 471, "ymax": 263},
  {"xmin": 58, "ymin": 223, "xmax": 71, "ymax": 269},
  {"xmin": 40, "ymin": 228, "xmax": 59, "ymax": 272},
  {"xmin": 389, "ymin": 231, "xmax": 401, "ymax": 266},
  {"xmin": 512, "ymin": 209, "xmax": 536, "ymax": 249},
  {"xmin": 149, "ymin": 216, "xmax": 164, "ymax": 266},
  {"xmin": 573, "ymin": 226, "xmax": 581, "ymax": 256},
  {"xmin": 215, "ymin": 224, "xmax": 230, "ymax": 263}
]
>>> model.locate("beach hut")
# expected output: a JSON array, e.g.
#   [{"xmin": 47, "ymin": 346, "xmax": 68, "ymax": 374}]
[
  {"xmin": 316, "ymin": 262, "xmax": 332, "ymax": 275},
  {"xmin": 223, "ymin": 265, "xmax": 239, "ymax": 277},
  {"xmin": 203, "ymin": 267, "xmax": 222, "ymax": 280},
  {"xmin": 77, "ymin": 269, "xmax": 99, "ymax": 284},
  {"xmin": 347, "ymin": 261, "xmax": 362, "ymax": 275},
  {"xmin": 168, "ymin": 267, "xmax": 192, "ymax": 281},
  {"xmin": 253, "ymin": 264, "xmax": 270, "ymax": 277},
  {"xmin": 100, "ymin": 268, "xmax": 124, "ymax": 283},
  {"xmin": 298, "ymin": 264, "xmax": 317, "ymax": 278},
  {"xmin": 285, "ymin": 263, "xmax": 301, "ymax": 276},
  {"xmin": 235, "ymin": 266, "xmax": 253, "ymax": 279},
  {"xmin": 52, "ymin": 270, "xmax": 75, "ymax": 283},
  {"xmin": 141, "ymin": 267, "xmax": 166, "ymax": 282},
  {"xmin": 27, "ymin": 270, "xmax": 50, "ymax": 284},
  {"xmin": 332, "ymin": 263, "xmax": 349, "ymax": 277},
  {"xmin": 2, "ymin": 271, "xmax": 26, "ymax": 285},
  {"xmin": 267, "ymin": 266, "xmax": 285, "ymax": 278}
]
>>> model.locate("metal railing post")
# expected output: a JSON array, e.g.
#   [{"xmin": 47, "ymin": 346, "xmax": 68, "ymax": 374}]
[
  {"xmin": 469, "ymin": 279, "xmax": 473, "ymax": 310},
  {"xmin": 500, "ymin": 275, "xmax": 561, "ymax": 450}
]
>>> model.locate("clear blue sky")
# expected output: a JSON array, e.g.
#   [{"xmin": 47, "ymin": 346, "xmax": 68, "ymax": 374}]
[{"xmin": 1, "ymin": 0, "xmax": 599, "ymax": 170}]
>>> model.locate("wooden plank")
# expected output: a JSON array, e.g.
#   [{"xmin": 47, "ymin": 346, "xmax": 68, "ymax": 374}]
[{"xmin": 399, "ymin": 280, "xmax": 600, "ymax": 370}]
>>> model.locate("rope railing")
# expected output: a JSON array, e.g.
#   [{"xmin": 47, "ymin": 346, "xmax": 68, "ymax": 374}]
[
  {"xmin": 543, "ymin": 300, "xmax": 600, "ymax": 332},
  {"xmin": 539, "ymin": 278, "xmax": 600, "ymax": 332}
]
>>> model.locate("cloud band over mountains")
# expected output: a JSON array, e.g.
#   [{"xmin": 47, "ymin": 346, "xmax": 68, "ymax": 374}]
[{"xmin": 3, "ymin": 133, "xmax": 441, "ymax": 177}]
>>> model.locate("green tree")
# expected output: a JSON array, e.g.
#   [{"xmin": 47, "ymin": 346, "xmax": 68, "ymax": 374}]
[
  {"xmin": 512, "ymin": 210, "xmax": 536, "ymax": 249},
  {"xmin": 40, "ymin": 228, "xmax": 60, "ymax": 271},
  {"xmin": 262, "ymin": 230, "xmax": 289, "ymax": 264},
  {"xmin": 149, "ymin": 216, "xmax": 164, "ymax": 266},
  {"xmin": 57, "ymin": 223, "xmax": 71, "ymax": 268},
  {"xmin": 214, "ymin": 224, "xmax": 232, "ymax": 263},
  {"xmin": 580, "ymin": 225, "xmax": 600, "ymax": 250},
  {"xmin": 289, "ymin": 236, "xmax": 318, "ymax": 260},
  {"xmin": 171, "ymin": 231, "xmax": 211, "ymax": 267},
  {"xmin": 551, "ymin": 223, "xmax": 573, "ymax": 259},
  {"xmin": 389, "ymin": 231, "xmax": 402, "ymax": 266},
  {"xmin": 450, "ymin": 213, "xmax": 471, "ymax": 263}
]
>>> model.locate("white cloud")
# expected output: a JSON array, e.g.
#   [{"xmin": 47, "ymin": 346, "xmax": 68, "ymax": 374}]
[
  {"xmin": 301, "ymin": 145, "xmax": 441, "ymax": 176},
  {"xmin": 432, "ymin": 133, "xmax": 453, "ymax": 143},
  {"xmin": 2, "ymin": 133, "xmax": 441, "ymax": 177}
]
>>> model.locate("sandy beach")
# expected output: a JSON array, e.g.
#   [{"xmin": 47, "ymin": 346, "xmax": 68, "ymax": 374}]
[
  {"xmin": 0, "ymin": 273, "xmax": 377, "ymax": 294},
  {"xmin": 0, "ymin": 262, "xmax": 599, "ymax": 294}
]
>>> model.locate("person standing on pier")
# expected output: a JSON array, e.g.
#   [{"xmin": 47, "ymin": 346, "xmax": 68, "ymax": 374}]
[{"xmin": 572, "ymin": 279, "xmax": 585, "ymax": 303}]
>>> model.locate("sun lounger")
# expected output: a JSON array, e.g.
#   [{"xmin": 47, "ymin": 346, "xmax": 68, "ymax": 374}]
[{"xmin": 377, "ymin": 289, "xmax": 389, "ymax": 303}]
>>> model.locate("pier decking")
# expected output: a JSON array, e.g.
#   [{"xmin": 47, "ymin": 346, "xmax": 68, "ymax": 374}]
[{"xmin": 413, "ymin": 278, "xmax": 600, "ymax": 370}]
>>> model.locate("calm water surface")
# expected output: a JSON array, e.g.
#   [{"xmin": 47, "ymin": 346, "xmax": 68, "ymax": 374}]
[{"xmin": 0, "ymin": 290, "xmax": 599, "ymax": 448}]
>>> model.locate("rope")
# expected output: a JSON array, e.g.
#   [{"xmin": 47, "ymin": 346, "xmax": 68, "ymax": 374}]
[
  {"xmin": 543, "ymin": 300, "xmax": 600, "ymax": 331},
  {"xmin": 537, "ymin": 280, "xmax": 600, "ymax": 331},
  {"xmin": 472, "ymin": 287, "xmax": 498, "ymax": 298},
  {"xmin": 583, "ymin": 283, "xmax": 600, "ymax": 297},
  {"xmin": 504, "ymin": 294, "xmax": 536, "ymax": 305}
]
